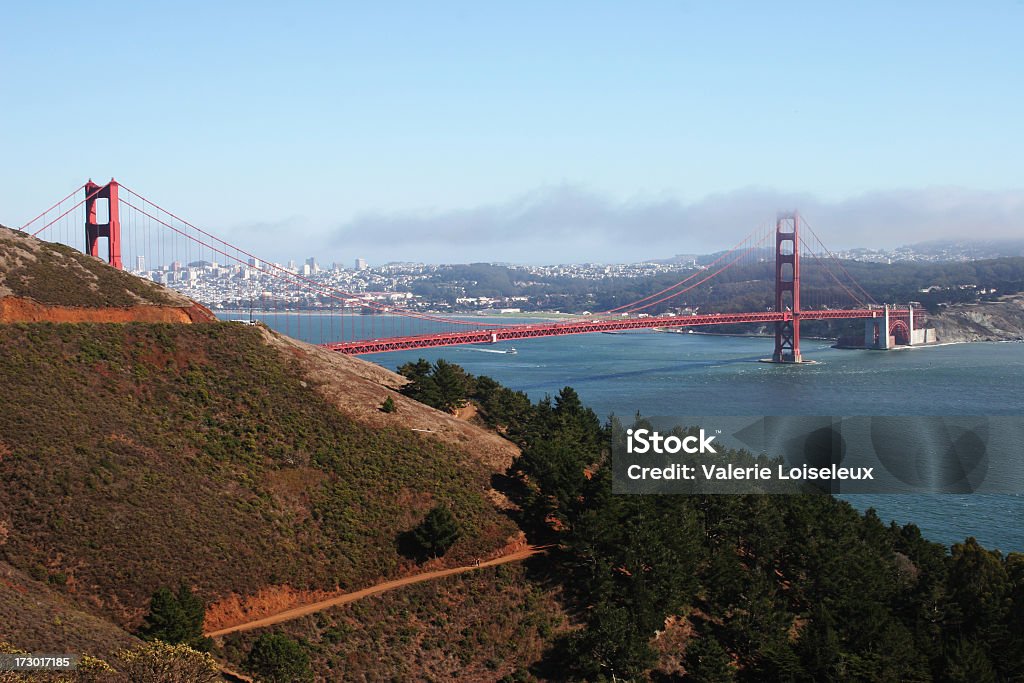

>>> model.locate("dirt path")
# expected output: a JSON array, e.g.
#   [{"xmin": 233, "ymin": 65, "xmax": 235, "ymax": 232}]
[{"xmin": 206, "ymin": 546, "xmax": 546, "ymax": 638}]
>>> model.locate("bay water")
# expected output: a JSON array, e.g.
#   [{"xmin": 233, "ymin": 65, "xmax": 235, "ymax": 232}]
[{"xmin": 234, "ymin": 313, "xmax": 1024, "ymax": 552}]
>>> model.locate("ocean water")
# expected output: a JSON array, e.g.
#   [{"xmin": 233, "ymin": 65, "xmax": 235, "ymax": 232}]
[{"xmin": 236, "ymin": 314, "xmax": 1024, "ymax": 552}]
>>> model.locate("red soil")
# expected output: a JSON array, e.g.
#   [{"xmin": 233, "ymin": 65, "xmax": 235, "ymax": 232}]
[{"xmin": 0, "ymin": 296, "xmax": 216, "ymax": 324}]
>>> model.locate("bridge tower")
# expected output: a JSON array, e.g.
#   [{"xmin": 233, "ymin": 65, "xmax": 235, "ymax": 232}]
[
  {"xmin": 772, "ymin": 212, "xmax": 801, "ymax": 362},
  {"xmin": 84, "ymin": 179, "xmax": 122, "ymax": 270}
]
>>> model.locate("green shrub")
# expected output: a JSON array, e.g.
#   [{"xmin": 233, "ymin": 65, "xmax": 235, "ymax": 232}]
[
  {"xmin": 399, "ymin": 505, "xmax": 460, "ymax": 561},
  {"xmin": 118, "ymin": 641, "xmax": 220, "ymax": 683},
  {"xmin": 244, "ymin": 633, "xmax": 312, "ymax": 683},
  {"xmin": 138, "ymin": 582, "xmax": 210, "ymax": 651}
]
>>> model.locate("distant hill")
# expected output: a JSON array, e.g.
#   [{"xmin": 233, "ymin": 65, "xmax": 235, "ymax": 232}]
[
  {"xmin": 655, "ymin": 239, "xmax": 1024, "ymax": 266},
  {"xmin": 902, "ymin": 238, "xmax": 1024, "ymax": 260}
]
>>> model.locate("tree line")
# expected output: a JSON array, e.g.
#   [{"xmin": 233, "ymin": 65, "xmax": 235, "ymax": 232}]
[{"xmin": 399, "ymin": 359, "xmax": 1024, "ymax": 681}]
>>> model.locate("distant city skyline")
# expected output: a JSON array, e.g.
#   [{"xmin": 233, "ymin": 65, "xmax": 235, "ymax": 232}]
[{"xmin": 3, "ymin": 2, "xmax": 1022, "ymax": 264}]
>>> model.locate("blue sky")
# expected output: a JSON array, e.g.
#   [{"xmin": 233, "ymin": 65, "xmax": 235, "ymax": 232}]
[{"xmin": 2, "ymin": 2, "xmax": 1022, "ymax": 264}]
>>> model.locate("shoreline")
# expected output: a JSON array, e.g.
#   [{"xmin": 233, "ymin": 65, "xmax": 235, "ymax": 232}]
[{"xmin": 214, "ymin": 309, "xmax": 576, "ymax": 321}]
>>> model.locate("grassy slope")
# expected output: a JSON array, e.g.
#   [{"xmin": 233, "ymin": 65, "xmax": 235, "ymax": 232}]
[
  {"xmin": 0, "ymin": 226, "xmax": 182, "ymax": 307},
  {"xmin": 0, "ymin": 561, "xmax": 138, "ymax": 658},
  {"xmin": 219, "ymin": 562, "xmax": 567, "ymax": 682},
  {"xmin": 0, "ymin": 323, "xmax": 517, "ymax": 642}
]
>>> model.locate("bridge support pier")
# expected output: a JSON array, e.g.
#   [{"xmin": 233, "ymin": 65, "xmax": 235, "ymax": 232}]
[
  {"xmin": 864, "ymin": 306, "xmax": 928, "ymax": 349},
  {"xmin": 908, "ymin": 306, "xmax": 914, "ymax": 346},
  {"xmin": 84, "ymin": 179, "xmax": 122, "ymax": 270},
  {"xmin": 771, "ymin": 212, "xmax": 803, "ymax": 363},
  {"xmin": 864, "ymin": 306, "xmax": 891, "ymax": 349}
]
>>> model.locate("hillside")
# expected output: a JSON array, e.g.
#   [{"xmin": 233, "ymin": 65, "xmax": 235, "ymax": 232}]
[
  {"xmin": 928, "ymin": 294, "xmax": 1024, "ymax": 342},
  {"xmin": 0, "ymin": 323, "xmax": 523, "ymax": 643},
  {"xmin": 0, "ymin": 229, "xmax": 535, "ymax": 675},
  {"xmin": 0, "ymin": 560, "xmax": 139, "ymax": 657},
  {"xmin": 0, "ymin": 225, "xmax": 214, "ymax": 322},
  {"xmin": 218, "ymin": 561, "xmax": 567, "ymax": 681}
]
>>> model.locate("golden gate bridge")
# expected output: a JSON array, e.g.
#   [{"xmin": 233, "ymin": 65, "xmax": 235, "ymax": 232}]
[{"xmin": 18, "ymin": 179, "xmax": 924, "ymax": 361}]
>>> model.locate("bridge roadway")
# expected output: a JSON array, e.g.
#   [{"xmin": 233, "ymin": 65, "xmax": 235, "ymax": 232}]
[{"xmin": 322, "ymin": 307, "xmax": 911, "ymax": 355}]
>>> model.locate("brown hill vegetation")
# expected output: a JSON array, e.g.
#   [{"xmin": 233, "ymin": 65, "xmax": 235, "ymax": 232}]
[
  {"xmin": 0, "ymin": 228, "xmax": 535, "ymax": 672},
  {"xmin": 0, "ymin": 225, "xmax": 215, "ymax": 323},
  {"xmin": 0, "ymin": 323, "xmax": 519, "ymax": 635},
  {"xmin": 0, "ymin": 560, "xmax": 139, "ymax": 658},
  {"xmin": 218, "ymin": 561, "xmax": 566, "ymax": 681}
]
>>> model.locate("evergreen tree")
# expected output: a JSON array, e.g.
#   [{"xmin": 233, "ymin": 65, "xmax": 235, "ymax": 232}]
[
  {"xmin": 472, "ymin": 374, "xmax": 534, "ymax": 437},
  {"xmin": 397, "ymin": 358, "xmax": 473, "ymax": 412},
  {"xmin": 244, "ymin": 633, "xmax": 312, "ymax": 683},
  {"xmin": 139, "ymin": 586, "xmax": 182, "ymax": 640},
  {"xmin": 409, "ymin": 505, "xmax": 460, "ymax": 559},
  {"xmin": 683, "ymin": 634, "xmax": 736, "ymax": 682},
  {"xmin": 566, "ymin": 602, "xmax": 656, "ymax": 681},
  {"xmin": 944, "ymin": 638, "xmax": 998, "ymax": 683},
  {"xmin": 483, "ymin": 376, "xmax": 1024, "ymax": 681},
  {"xmin": 1003, "ymin": 552, "xmax": 1024, "ymax": 680},
  {"xmin": 432, "ymin": 359, "xmax": 474, "ymax": 412},
  {"xmin": 397, "ymin": 358, "xmax": 441, "ymax": 408},
  {"xmin": 946, "ymin": 538, "xmax": 1009, "ymax": 644},
  {"xmin": 138, "ymin": 581, "xmax": 210, "ymax": 651}
]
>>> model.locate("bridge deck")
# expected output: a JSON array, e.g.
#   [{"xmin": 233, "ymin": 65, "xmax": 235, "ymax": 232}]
[{"xmin": 322, "ymin": 308, "xmax": 909, "ymax": 355}]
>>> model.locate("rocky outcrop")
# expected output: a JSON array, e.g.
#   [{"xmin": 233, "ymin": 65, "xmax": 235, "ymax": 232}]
[
  {"xmin": 262, "ymin": 328, "xmax": 521, "ymax": 472},
  {"xmin": 927, "ymin": 295, "xmax": 1024, "ymax": 343}
]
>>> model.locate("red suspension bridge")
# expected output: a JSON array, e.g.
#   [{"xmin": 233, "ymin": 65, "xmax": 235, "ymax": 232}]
[{"xmin": 19, "ymin": 179, "xmax": 926, "ymax": 362}]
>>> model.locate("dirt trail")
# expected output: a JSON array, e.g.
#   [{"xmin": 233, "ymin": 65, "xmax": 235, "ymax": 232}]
[{"xmin": 206, "ymin": 546, "xmax": 546, "ymax": 638}]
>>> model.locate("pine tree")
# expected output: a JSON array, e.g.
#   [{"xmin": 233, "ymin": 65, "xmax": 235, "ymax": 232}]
[
  {"xmin": 944, "ymin": 638, "xmax": 998, "ymax": 683},
  {"xmin": 245, "ymin": 633, "xmax": 312, "ymax": 683},
  {"xmin": 410, "ymin": 505, "xmax": 460, "ymax": 559},
  {"xmin": 683, "ymin": 634, "xmax": 736, "ymax": 682},
  {"xmin": 139, "ymin": 586, "xmax": 184, "ymax": 642},
  {"xmin": 566, "ymin": 602, "xmax": 656, "ymax": 680},
  {"xmin": 432, "ymin": 359, "xmax": 473, "ymax": 412},
  {"xmin": 138, "ymin": 581, "xmax": 210, "ymax": 650},
  {"xmin": 947, "ymin": 537, "xmax": 1010, "ymax": 642},
  {"xmin": 397, "ymin": 359, "xmax": 440, "ymax": 407}
]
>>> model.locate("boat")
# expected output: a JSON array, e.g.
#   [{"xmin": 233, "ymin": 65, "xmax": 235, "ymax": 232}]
[{"xmin": 506, "ymin": 347, "xmax": 518, "ymax": 355}]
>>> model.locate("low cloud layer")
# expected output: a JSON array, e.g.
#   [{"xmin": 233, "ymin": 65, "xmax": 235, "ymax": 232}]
[{"xmin": 328, "ymin": 185, "xmax": 1024, "ymax": 265}]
